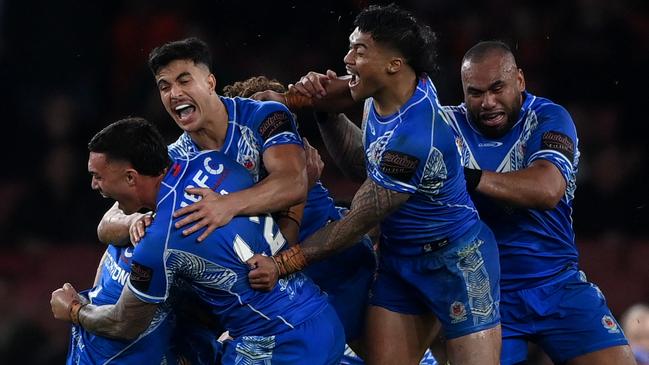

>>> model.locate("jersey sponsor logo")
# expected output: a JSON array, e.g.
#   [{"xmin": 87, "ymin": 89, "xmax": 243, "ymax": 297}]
[
  {"xmin": 130, "ymin": 260, "xmax": 153, "ymax": 292},
  {"xmin": 258, "ymin": 111, "xmax": 293, "ymax": 141},
  {"xmin": 379, "ymin": 150, "xmax": 419, "ymax": 181},
  {"xmin": 449, "ymin": 301, "xmax": 467, "ymax": 323},
  {"xmin": 601, "ymin": 315, "xmax": 620, "ymax": 334},
  {"xmin": 541, "ymin": 131, "xmax": 574, "ymax": 160},
  {"xmin": 105, "ymin": 251, "xmax": 130, "ymax": 286},
  {"xmin": 477, "ymin": 141, "xmax": 503, "ymax": 147}
]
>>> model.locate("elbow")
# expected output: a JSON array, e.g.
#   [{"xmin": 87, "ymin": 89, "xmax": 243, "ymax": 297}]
[
  {"xmin": 96, "ymin": 221, "xmax": 110, "ymax": 244},
  {"xmin": 535, "ymin": 189, "xmax": 564, "ymax": 210}
]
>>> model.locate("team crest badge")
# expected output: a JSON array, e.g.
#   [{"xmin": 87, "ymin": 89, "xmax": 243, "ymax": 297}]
[
  {"xmin": 601, "ymin": 315, "xmax": 620, "ymax": 334},
  {"xmin": 242, "ymin": 156, "xmax": 256, "ymax": 171},
  {"xmin": 450, "ymin": 301, "xmax": 467, "ymax": 323}
]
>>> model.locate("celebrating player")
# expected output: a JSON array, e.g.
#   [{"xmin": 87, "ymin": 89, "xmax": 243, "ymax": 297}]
[
  {"xmin": 51, "ymin": 118, "xmax": 344, "ymax": 364},
  {"xmin": 248, "ymin": 4, "xmax": 502, "ymax": 365},
  {"xmin": 443, "ymin": 40, "xmax": 634, "ymax": 365}
]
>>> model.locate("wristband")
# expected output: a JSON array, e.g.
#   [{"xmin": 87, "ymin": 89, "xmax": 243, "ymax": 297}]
[
  {"xmin": 273, "ymin": 245, "xmax": 307, "ymax": 276},
  {"xmin": 464, "ymin": 167, "xmax": 483, "ymax": 193},
  {"xmin": 70, "ymin": 300, "xmax": 87, "ymax": 325}
]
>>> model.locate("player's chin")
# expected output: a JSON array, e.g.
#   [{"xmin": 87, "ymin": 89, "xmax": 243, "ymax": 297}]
[{"xmin": 349, "ymin": 86, "xmax": 367, "ymax": 102}]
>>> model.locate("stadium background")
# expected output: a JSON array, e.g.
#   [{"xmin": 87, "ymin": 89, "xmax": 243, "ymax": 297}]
[{"xmin": 0, "ymin": 0, "xmax": 647, "ymax": 363}]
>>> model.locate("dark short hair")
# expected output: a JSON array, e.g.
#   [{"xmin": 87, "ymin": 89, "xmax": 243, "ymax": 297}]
[
  {"xmin": 88, "ymin": 117, "xmax": 170, "ymax": 176},
  {"xmin": 148, "ymin": 37, "xmax": 212, "ymax": 76},
  {"xmin": 462, "ymin": 40, "xmax": 515, "ymax": 64},
  {"xmin": 222, "ymin": 76, "xmax": 286, "ymax": 98},
  {"xmin": 354, "ymin": 3, "xmax": 438, "ymax": 76}
]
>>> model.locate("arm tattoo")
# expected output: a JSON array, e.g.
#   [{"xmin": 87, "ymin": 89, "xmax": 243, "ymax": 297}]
[
  {"xmin": 317, "ymin": 113, "xmax": 366, "ymax": 182},
  {"xmin": 301, "ymin": 178, "xmax": 409, "ymax": 262},
  {"xmin": 79, "ymin": 285, "xmax": 158, "ymax": 340}
]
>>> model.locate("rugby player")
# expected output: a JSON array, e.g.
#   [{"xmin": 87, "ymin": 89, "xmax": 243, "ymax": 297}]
[
  {"xmin": 248, "ymin": 4, "xmax": 502, "ymax": 365},
  {"xmin": 51, "ymin": 118, "xmax": 344, "ymax": 364},
  {"xmin": 443, "ymin": 40, "xmax": 634, "ymax": 365}
]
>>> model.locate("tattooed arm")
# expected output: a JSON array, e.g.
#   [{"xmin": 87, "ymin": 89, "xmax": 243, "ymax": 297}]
[
  {"xmin": 78, "ymin": 285, "xmax": 158, "ymax": 340},
  {"xmin": 51, "ymin": 282, "xmax": 157, "ymax": 340},
  {"xmin": 316, "ymin": 112, "xmax": 367, "ymax": 182},
  {"xmin": 248, "ymin": 178, "xmax": 409, "ymax": 290}
]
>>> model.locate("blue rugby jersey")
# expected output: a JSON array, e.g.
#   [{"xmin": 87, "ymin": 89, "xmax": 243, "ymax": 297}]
[
  {"xmin": 363, "ymin": 76, "xmax": 479, "ymax": 256},
  {"xmin": 168, "ymin": 96, "xmax": 341, "ymax": 242},
  {"xmin": 443, "ymin": 91, "xmax": 580, "ymax": 290},
  {"xmin": 127, "ymin": 150, "xmax": 328, "ymax": 338},
  {"xmin": 67, "ymin": 245, "xmax": 173, "ymax": 365}
]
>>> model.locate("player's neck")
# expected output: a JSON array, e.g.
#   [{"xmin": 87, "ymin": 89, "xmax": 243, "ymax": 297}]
[
  {"xmin": 189, "ymin": 97, "xmax": 229, "ymax": 151},
  {"xmin": 137, "ymin": 171, "xmax": 167, "ymax": 212},
  {"xmin": 372, "ymin": 71, "xmax": 418, "ymax": 117}
]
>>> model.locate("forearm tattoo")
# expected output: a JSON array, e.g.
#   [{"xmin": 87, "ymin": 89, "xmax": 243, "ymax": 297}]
[
  {"xmin": 301, "ymin": 178, "xmax": 409, "ymax": 262},
  {"xmin": 79, "ymin": 288, "xmax": 157, "ymax": 340},
  {"xmin": 317, "ymin": 113, "xmax": 366, "ymax": 182}
]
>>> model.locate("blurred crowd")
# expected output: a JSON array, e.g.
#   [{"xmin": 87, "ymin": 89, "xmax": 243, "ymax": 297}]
[{"xmin": 0, "ymin": 0, "xmax": 647, "ymax": 363}]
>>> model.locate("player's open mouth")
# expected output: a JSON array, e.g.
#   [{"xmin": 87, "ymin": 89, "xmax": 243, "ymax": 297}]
[
  {"xmin": 347, "ymin": 70, "xmax": 360, "ymax": 88},
  {"xmin": 175, "ymin": 103, "xmax": 196, "ymax": 123},
  {"xmin": 480, "ymin": 111, "xmax": 506, "ymax": 127}
]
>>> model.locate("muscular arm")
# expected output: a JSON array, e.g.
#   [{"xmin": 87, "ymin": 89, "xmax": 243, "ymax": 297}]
[
  {"xmin": 248, "ymin": 178, "xmax": 408, "ymax": 289},
  {"xmin": 316, "ymin": 113, "xmax": 367, "ymax": 182},
  {"xmin": 228, "ymin": 144, "xmax": 308, "ymax": 215},
  {"xmin": 301, "ymin": 178, "xmax": 408, "ymax": 262},
  {"xmin": 78, "ymin": 285, "xmax": 158, "ymax": 341},
  {"xmin": 96, "ymin": 202, "xmax": 143, "ymax": 246},
  {"xmin": 475, "ymin": 159, "xmax": 566, "ymax": 210}
]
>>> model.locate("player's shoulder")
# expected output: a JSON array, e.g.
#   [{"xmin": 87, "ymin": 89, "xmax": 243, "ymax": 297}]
[
  {"xmin": 441, "ymin": 104, "xmax": 466, "ymax": 117},
  {"xmin": 528, "ymin": 93, "xmax": 572, "ymax": 123},
  {"xmin": 230, "ymin": 96, "xmax": 290, "ymax": 121}
]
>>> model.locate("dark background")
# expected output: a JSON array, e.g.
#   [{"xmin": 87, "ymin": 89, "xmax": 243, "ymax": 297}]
[{"xmin": 0, "ymin": 0, "xmax": 647, "ymax": 363}]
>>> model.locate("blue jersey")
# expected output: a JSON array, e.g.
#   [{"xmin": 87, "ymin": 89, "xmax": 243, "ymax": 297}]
[
  {"xmin": 363, "ymin": 76, "xmax": 479, "ymax": 256},
  {"xmin": 443, "ymin": 91, "xmax": 580, "ymax": 290},
  {"xmin": 67, "ymin": 245, "xmax": 173, "ymax": 365},
  {"xmin": 168, "ymin": 96, "xmax": 302, "ymax": 182},
  {"xmin": 127, "ymin": 150, "xmax": 329, "ymax": 338},
  {"xmin": 168, "ymin": 96, "xmax": 340, "ymax": 240}
]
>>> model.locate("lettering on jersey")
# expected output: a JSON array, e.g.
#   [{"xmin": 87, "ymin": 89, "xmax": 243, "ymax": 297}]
[
  {"xmin": 379, "ymin": 150, "xmax": 419, "ymax": 182},
  {"xmin": 541, "ymin": 131, "xmax": 574, "ymax": 161},
  {"xmin": 130, "ymin": 261, "xmax": 153, "ymax": 292},
  {"xmin": 180, "ymin": 157, "xmax": 227, "ymax": 208},
  {"xmin": 104, "ymin": 252, "xmax": 130, "ymax": 286},
  {"xmin": 258, "ymin": 111, "xmax": 293, "ymax": 141}
]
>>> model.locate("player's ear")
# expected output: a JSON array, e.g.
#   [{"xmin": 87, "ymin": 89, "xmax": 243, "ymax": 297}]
[
  {"xmin": 208, "ymin": 74, "xmax": 217, "ymax": 94},
  {"xmin": 125, "ymin": 169, "xmax": 137, "ymax": 186},
  {"xmin": 517, "ymin": 68, "xmax": 526, "ymax": 92},
  {"xmin": 387, "ymin": 57, "xmax": 403, "ymax": 75}
]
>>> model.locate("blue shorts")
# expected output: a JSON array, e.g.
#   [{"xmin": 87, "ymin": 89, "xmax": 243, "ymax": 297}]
[
  {"xmin": 370, "ymin": 221, "xmax": 500, "ymax": 339},
  {"xmin": 303, "ymin": 234, "xmax": 376, "ymax": 341},
  {"xmin": 221, "ymin": 305, "xmax": 345, "ymax": 365},
  {"xmin": 501, "ymin": 269, "xmax": 629, "ymax": 365}
]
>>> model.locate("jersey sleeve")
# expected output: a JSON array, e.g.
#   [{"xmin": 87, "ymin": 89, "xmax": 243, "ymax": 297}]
[
  {"xmin": 524, "ymin": 104, "xmax": 578, "ymax": 183},
  {"xmin": 252, "ymin": 101, "xmax": 303, "ymax": 152},
  {"xmin": 127, "ymin": 227, "xmax": 171, "ymax": 304}
]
